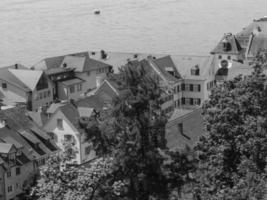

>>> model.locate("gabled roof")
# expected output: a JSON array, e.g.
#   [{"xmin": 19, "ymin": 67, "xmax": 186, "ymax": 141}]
[
  {"xmin": 0, "ymin": 107, "xmax": 59, "ymax": 157},
  {"xmin": 153, "ymin": 56, "xmax": 181, "ymax": 79},
  {"xmin": 88, "ymin": 51, "xmax": 166, "ymax": 73},
  {"xmin": 238, "ymin": 18, "xmax": 267, "ymax": 37},
  {"xmin": 246, "ymin": 37, "xmax": 267, "ymax": 58},
  {"xmin": 27, "ymin": 111, "xmax": 49, "ymax": 127},
  {"xmin": 8, "ymin": 69, "xmax": 43, "ymax": 91},
  {"xmin": 0, "ymin": 143, "xmax": 14, "ymax": 154},
  {"xmin": 211, "ymin": 34, "xmax": 242, "ymax": 55},
  {"xmin": 60, "ymin": 56, "xmax": 86, "ymax": 72},
  {"xmin": 0, "ymin": 68, "xmax": 31, "ymax": 92},
  {"xmin": 33, "ymin": 51, "xmax": 110, "ymax": 73},
  {"xmin": 147, "ymin": 58, "xmax": 180, "ymax": 83},
  {"xmin": 171, "ymin": 55, "xmax": 213, "ymax": 80},
  {"xmin": 76, "ymin": 95, "xmax": 105, "ymax": 109}
]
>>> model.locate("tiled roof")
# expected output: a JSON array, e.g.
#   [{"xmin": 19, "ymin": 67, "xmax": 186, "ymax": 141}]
[
  {"xmin": 88, "ymin": 51, "xmax": 166, "ymax": 73},
  {"xmin": 58, "ymin": 103, "xmax": 82, "ymax": 132},
  {"xmin": 0, "ymin": 107, "xmax": 58, "ymax": 156},
  {"xmin": 171, "ymin": 55, "xmax": 213, "ymax": 80},
  {"xmin": 148, "ymin": 58, "xmax": 180, "ymax": 83},
  {"xmin": 0, "ymin": 128, "xmax": 23, "ymax": 149},
  {"xmin": 211, "ymin": 34, "xmax": 242, "ymax": 55},
  {"xmin": 0, "ymin": 127, "xmax": 39, "ymax": 158},
  {"xmin": 0, "ymin": 143, "xmax": 13, "ymax": 154},
  {"xmin": 34, "ymin": 51, "xmax": 110, "ymax": 73},
  {"xmin": 8, "ymin": 69, "xmax": 43, "ymax": 91},
  {"xmin": 247, "ymin": 37, "xmax": 267, "ymax": 58},
  {"xmin": 153, "ymin": 56, "xmax": 181, "ymax": 78},
  {"xmin": 166, "ymin": 108, "xmax": 205, "ymax": 150},
  {"xmin": 1, "ymin": 64, "xmax": 28, "ymax": 70},
  {"xmin": 168, "ymin": 109, "xmax": 195, "ymax": 122},
  {"xmin": 27, "ymin": 111, "xmax": 49, "ymax": 127},
  {"xmin": 76, "ymin": 95, "xmax": 104, "ymax": 109},
  {"xmin": 238, "ymin": 19, "xmax": 267, "ymax": 37},
  {"xmin": 0, "ymin": 68, "xmax": 31, "ymax": 92}
]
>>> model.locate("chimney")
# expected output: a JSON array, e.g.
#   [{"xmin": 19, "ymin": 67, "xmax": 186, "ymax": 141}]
[
  {"xmin": 14, "ymin": 64, "xmax": 18, "ymax": 69},
  {"xmin": 100, "ymin": 50, "xmax": 107, "ymax": 59},
  {"xmin": 0, "ymin": 119, "xmax": 7, "ymax": 128},
  {"xmin": 63, "ymin": 63, "xmax": 67, "ymax": 68}
]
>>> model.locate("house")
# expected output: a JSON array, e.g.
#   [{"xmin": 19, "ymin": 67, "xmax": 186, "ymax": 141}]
[
  {"xmin": 165, "ymin": 108, "xmax": 205, "ymax": 150},
  {"xmin": 0, "ymin": 143, "xmax": 34, "ymax": 200},
  {"xmin": 0, "ymin": 64, "xmax": 53, "ymax": 111},
  {"xmin": 211, "ymin": 16, "xmax": 267, "ymax": 66},
  {"xmin": 32, "ymin": 52, "xmax": 113, "ymax": 101},
  {"xmin": 170, "ymin": 55, "xmax": 217, "ymax": 109},
  {"xmin": 0, "ymin": 107, "xmax": 59, "ymax": 168},
  {"xmin": 94, "ymin": 54, "xmax": 216, "ymax": 115},
  {"xmin": 43, "ymin": 95, "xmax": 104, "ymax": 164}
]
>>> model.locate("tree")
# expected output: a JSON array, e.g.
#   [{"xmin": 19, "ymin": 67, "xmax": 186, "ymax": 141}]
[
  {"xmin": 32, "ymin": 138, "xmax": 115, "ymax": 200},
  {"xmin": 93, "ymin": 61, "xmax": 170, "ymax": 200},
  {"xmin": 193, "ymin": 56, "xmax": 267, "ymax": 199}
]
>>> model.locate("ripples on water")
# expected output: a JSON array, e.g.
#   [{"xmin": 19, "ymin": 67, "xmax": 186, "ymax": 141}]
[{"xmin": 0, "ymin": 0, "xmax": 267, "ymax": 66}]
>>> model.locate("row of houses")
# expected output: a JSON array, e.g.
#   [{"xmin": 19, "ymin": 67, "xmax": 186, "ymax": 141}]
[
  {"xmin": 0, "ymin": 106, "xmax": 59, "ymax": 200},
  {"xmin": 1, "ymin": 17, "xmax": 267, "ymax": 200}
]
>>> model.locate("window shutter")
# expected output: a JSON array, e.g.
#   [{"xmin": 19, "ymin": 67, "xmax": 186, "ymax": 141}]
[
  {"xmin": 190, "ymin": 84, "xmax": 193, "ymax": 91},
  {"xmin": 181, "ymin": 84, "xmax": 185, "ymax": 91},
  {"xmin": 181, "ymin": 98, "xmax": 185, "ymax": 105}
]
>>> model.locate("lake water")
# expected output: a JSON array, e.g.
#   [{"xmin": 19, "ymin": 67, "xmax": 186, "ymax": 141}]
[{"xmin": 1, "ymin": 0, "xmax": 267, "ymax": 66}]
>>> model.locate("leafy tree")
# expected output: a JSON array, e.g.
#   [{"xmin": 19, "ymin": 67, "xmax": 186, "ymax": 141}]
[
  {"xmin": 193, "ymin": 56, "xmax": 267, "ymax": 199},
  {"xmin": 91, "ymin": 61, "xmax": 170, "ymax": 200},
  {"xmin": 33, "ymin": 155, "xmax": 115, "ymax": 200}
]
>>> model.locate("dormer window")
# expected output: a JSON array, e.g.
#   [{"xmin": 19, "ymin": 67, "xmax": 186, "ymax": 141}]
[
  {"xmin": 191, "ymin": 65, "xmax": 200, "ymax": 76},
  {"xmin": 222, "ymin": 39, "xmax": 232, "ymax": 52}
]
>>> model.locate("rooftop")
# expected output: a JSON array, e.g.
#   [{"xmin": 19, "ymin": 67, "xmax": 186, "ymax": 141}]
[
  {"xmin": 0, "ymin": 143, "xmax": 14, "ymax": 154},
  {"xmin": 171, "ymin": 55, "xmax": 213, "ymax": 80},
  {"xmin": 33, "ymin": 51, "xmax": 111, "ymax": 73},
  {"xmin": 211, "ymin": 33, "xmax": 242, "ymax": 55}
]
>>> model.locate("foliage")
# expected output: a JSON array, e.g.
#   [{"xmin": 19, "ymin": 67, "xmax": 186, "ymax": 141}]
[
  {"xmin": 108, "ymin": 61, "xmax": 170, "ymax": 200},
  {"xmin": 193, "ymin": 57, "xmax": 267, "ymax": 199},
  {"xmin": 33, "ymin": 155, "xmax": 115, "ymax": 200}
]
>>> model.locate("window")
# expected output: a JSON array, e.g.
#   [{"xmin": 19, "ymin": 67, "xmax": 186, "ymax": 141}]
[
  {"xmin": 190, "ymin": 84, "xmax": 193, "ymax": 91},
  {"xmin": 85, "ymin": 146, "xmax": 91, "ymax": 155},
  {"xmin": 87, "ymin": 71, "xmax": 90, "ymax": 76},
  {"xmin": 193, "ymin": 99, "xmax": 201, "ymax": 105},
  {"xmin": 39, "ymin": 92, "xmax": 43, "ymax": 99},
  {"xmin": 193, "ymin": 85, "xmax": 198, "ymax": 92},
  {"xmin": 2, "ymin": 83, "xmax": 7, "ymax": 89},
  {"xmin": 8, "ymin": 185, "xmax": 12, "ymax": 193},
  {"xmin": 185, "ymin": 98, "xmax": 191, "ymax": 105},
  {"xmin": 7, "ymin": 170, "xmax": 11, "ymax": 177},
  {"xmin": 43, "ymin": 91, "xmax": 47, "ymax": 98},
  {"xmin": 77, "ymin": 84, "xmax": 82, "ymax": 92},
  {"xmin": 181, "ymin": 84, "xmax": 185, "ymax": 91},
  {"xmin": 177, "ymin": 85, "xmax": 180, "ymax": 92},
  {"xmin": 16, "ymin": 167, "xmax": 20, "ymax": 175},
  {"xmin": 69, "ymin": 85, "xmax": 75, "ymax": 93},
  {"xmin": 185, "ymin": 84, "xmax": 190, "ymax": 91},
  {"xmin": 57, "ymin": 119, "xmax": 63, "ymax": 129},
  {"xmin": 47, "ymin": 90, "xmax": 51, "ymax": 97},
  {"xmin": 227, "ymin": 55, "xmax": 231, "ymax": 60}
]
